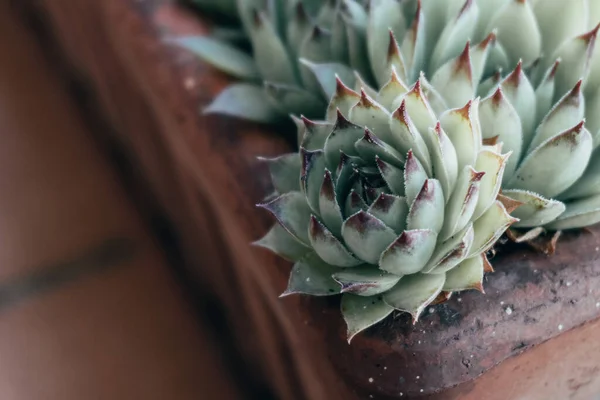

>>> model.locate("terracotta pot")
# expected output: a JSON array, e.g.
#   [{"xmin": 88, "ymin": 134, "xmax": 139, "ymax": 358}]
[{"xmin": 18, "ymin": 0, "xmax": 600, "ymax": 399}]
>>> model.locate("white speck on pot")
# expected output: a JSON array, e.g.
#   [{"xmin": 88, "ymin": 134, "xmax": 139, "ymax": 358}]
[
  {"xmin": 384, "ymin": 367, "xmax": 387, "ymax": 370},
  {"xmin": 418, "ymin": 340, "xmax": 421, "ymax": 344},
  {"xmin": 500, "ymin": 301, "xmax": 505, "ymax": 305},
  {"xmin": 184, "ymin": 77, "xmax": 196, "ymax": 90},
  {"xmin": 596, "ymin": 247, "xmax": 599, "ymax": 252},
  {"xmin": 369, "ymin": 396, "xmax": 373, "ymax": 398},
  {"xmin": 416, "ymin": 376, "xmax": 420, "ymax": 380},
  {"xmin": 505, "ymin": 306, "xmax": 513, "ymax": 315},
  {"xmin": 399, "ymin": 393, "xmax": 403, "ymax": 397},
  {"xmin": 558, "ymin": 324, "xmax": 564, "ymax": 331},
  {"xmin": 369, "ymin": 378, "xmax": 374, "ymax": 383},
  {"xmin": 420, "ymin": 389, "xmax": 424, "ymax": 393},
  {"xmin": 566, "ymin": 282, "xmax": 572, "ymax": 287},
  {"xmin": 429, "ymin": 307, "xmax": 435, "ymax": 314},
  {"xmin": 492, "ymin": 331, "xmax": 496, "ymax": 336},
  {"xmin": 470, "ymin": 355, "xmax": 474, "ymax": 358},
  {"xmin": 596, "ymin": 302, "xmax": 600, "ymax": 308},
  {"xmin": 457, "ymin": 297, "xmax": 462, "ymax": 302},
  {"xmin": 306, "ymin": 277, "xmax": 310, "ymax": 282}
]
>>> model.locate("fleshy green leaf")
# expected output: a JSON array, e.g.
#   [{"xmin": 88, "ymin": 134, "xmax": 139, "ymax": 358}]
[
  {"xmin": 341, "ymin": 211, "xmax": 397, "ymax": 264},
  {"xmin": 367, "ymin": 193, "xmax": 409, "ymax": 233},
  {"xmin": 282, "ymin": 253, "xmax": 343, "ymax": 297},
  {"xmin": 383, "ymin": 273, "xmax": 446, "ymax": 321},
  {"xmin": 379, "ymin": 229, "xmax": 438, "ymax": 275},
  {"xmin": 204, "ymin": 84, "xmax": 283, "ymax": 123},
  {"xmin": 407, "ymin": 179, "xmax": 445, "ymax": 233},
  {"xmin": 259, "ymin": 153, "xmax": 301, "ymax": 194},
  {"xmin": 470, "ymin": 200, "xmax": 517, "ymax": 255},
  {"xmin": 545, "ymin": 194, "xmax": 600, "ymax": 230},
  {"xmin": 341, "ymin": 294, "xmax": 394, "ymax": 342},
  {"xmin": 308, "ymin": 215, "xmax": 361, "ymax": 267},
  {"xmin": 300, "ymin": 60, "xmax": 357, "ymax": 99},
  {"xmin": 426, "ymin": 223, "xmax": 474, "ymax": 274},
  {"xmin": 258, "ymin": 191, "xmax": 311, "ymax": 245},
  {"xmin": 253, "ymin": 224, "xmax": 311, "ymax": 261},
  {"xmin": 443, "ymin": 255, "xmax": 485, "ymax": 292},
  {"xmin": 502, "ymin": 189, "xmax": 566, "ymax": 228},
  {"xmin": 167, "ymin": 36, "xmax": 260, "ymax": 80},
  {"xmin": 333, "ymin": 267, "xmax": 401, "ymax": 296}
]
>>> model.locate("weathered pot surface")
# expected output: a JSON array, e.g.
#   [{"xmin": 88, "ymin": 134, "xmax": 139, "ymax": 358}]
[{"xmin": 297, "ymin": 229, "xmax": 600, "ymax": 398}]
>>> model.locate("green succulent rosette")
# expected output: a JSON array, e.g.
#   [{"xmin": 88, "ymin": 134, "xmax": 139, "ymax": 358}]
[{"xmin": 256, "ymin": 64, "xmax": 518, "ymax": 339}]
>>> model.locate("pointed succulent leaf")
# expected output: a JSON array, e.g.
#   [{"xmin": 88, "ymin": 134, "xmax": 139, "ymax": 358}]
[
  {"xmin": 430, "ymin": 0, "xmax": 479, "ymax": 73},
  {"xmin": 286, "ymin": 1, "xmax": 312, "ymax": 53},
  {"xmin": 426, "ymin": 223, "xmax": 474, "ymax": 274},
  {"xmin": 439, "ymin": 99, "xmax": 482, "ymax": 172},
  {"xmin": 346, "ymin": 18, "xmax": 372, "ymax": 80},
  {"xmin": 545, "ymin": 194, "xmax": 600, "ymax": 230},
  {"xmin": 167, "ymin": 36, "xmax": 260, "ymax": 80},
  {"xmin": 345, "ymin": 189, "xmax": 368, "ymax": 217},
  {"xmin": 470, "ymin": 200, "xmax": 517, "ymax": 255},
  {"xmin": 551, "ymin": 25, "xmax": 599, "ymax": 98},
  {"xmin": 473, "ymin": 149, "xmax": 510, "ymax": 219},
  {"xmin": 264, "ymin": 82, "xmax": 326, "ymax": 116},
  {"xmin": 500, "ymin": 62, "xmax": 537, "ymax": 146},
  {"xmin": 341, "ymin": 211, "xmax": 397, "ymax": 264},
  {"xmin": 400, "ymin": 1, "xmax": 426, "ymax": 82},
  {"xmin": 429, "ymin": 123, "xmax": 459, "ymax": 200},
  {"xmin": 383, "ymin": 273, "xmax": 446, "ymax": 321},
  {"xmin": 300, "ymin": 118, "xmax": 334, "ymax": 150},
  {"xmin": 502, "ymin": 189, "xmax": 566, "ymax": 228},
  {"xmin": 355, "ymin": 129, "xmax": 405, "ymax": 168},
  {"xmin": 349, "ymin": 91, "xmax": 394, "ymax": 143},
  {"xmin": 392, "ymin": 81, "xmax": 438, "ymax": 151},
  {"xmin": 204, "ymin": 83, "xmax": 283, "ymax": 123},
  {"xmin": 407, "ymin": 179, "xmax": 445, "ymax": 233},
  {"xmin": 375, "ymin": 30, "xmax": 410, "ymax": 87},
  {"xmin": 326, "ymin": 78, "xmax": 361, "ymax": 122},
  {"xmin": 529, "ymin": 81, "xmax": 585, "ymax": 152},
  {"xmin": 471, "ymin": 32, "xmax": 497, "ymax": 84},
  {"xmin": 341, "ymin": 294, "xmax": 394, "ymax": 343},
  {"xmin": 368, "ymin": 0, "xmax": 408, "ymax": 87},
  {"xmin": 353, "ymin": 71, "xmax": 379, "ymax": 98},
  {"xmin": 508, "ymin": 122, "xmax": 593, "ymax": 199},
  {"xmin": 534, "ymin": 61, "xmax": 560, "ymax": 125},
  {"xmin": 585, "ymin": 87, "xmax": 600, "ymax": 144},
  {"xmin": 300, "ymin": 59, "xmax": 357, "ymax": 100},
  {"xmin": 376, "ymin": 157, "xmax": 406, "ymax": 196},
  {"xmin": 441, "ymin": 167, "xmax": 485, "ymax": 240},
  {"xmin": 319, "ymin": 170, "xmax": 344, "ymax": 236},
  {"xmin": 377, "ymin": 68, "xmax": 409, "ymax": 110},
  {"xmin": 443, "ymin": 255, "xmax": 485, "ymax": 292},
  {"xmin": 478, "ymin": 87, "xmax": 522, "ymax": 180},
  {"xmin": 258, "ymin": 191, "xmax": 312, "ymax": 245},
  {"xmin": 379, "ymin": 229, "xmax": 438, "ymax": 275},
  {"xmin": 323, "ymin": 113, "xmax": 364, "ymax": 171},
  {"xmin": 404, "ymin": 150, "xmax": 429, "ymax": 207},
  {"xmin": 431, "ymin": 43, "xmax": 476, "ymax": 109},
  {"xmin": 300, "ymin": 149, "xmax": 327, "ymax": 214},
  {"xmin": 259, "ymin": 153, "xmax": 301, "ymax": 194},
  {"xmin": 308, "ymin": 215, "xmax": 362, "ymax": 267},
  {"xmin": 249, "ymin": 11, "xmax": 298, "ymax": 85},
  {"xmin": 561, "ymin": 152, "xmax": 600, "ymax": 200},
  {"xmin": 333, "ymin": 267, "xmax": 402, "ymax": 297},
  {"xmin": 282, "ymin": 253, "xmax": 344, "ymax": 297},
  {"xmin": 532, "ymin": 0, "xmax": 588, "ymax": 66},
  {"xmin": 389, "ymin": 101, "xmax": 433, "ymax": 175},
  {"xmin": 254, "ymin": 224, "xmax": 311, "ymax": 262},
  {"xmin": 487, "ymin": 0, "xmax": 541, "ymax": 67},
  {"xmin": 367, "ymin": 193, "xmax": 409, "ymax": 233}
]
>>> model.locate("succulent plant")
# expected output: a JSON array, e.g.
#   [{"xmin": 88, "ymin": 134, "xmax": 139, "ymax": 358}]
[{"xmin": 256, "ymin": 64, "xmax": 517, "ymax": 340}]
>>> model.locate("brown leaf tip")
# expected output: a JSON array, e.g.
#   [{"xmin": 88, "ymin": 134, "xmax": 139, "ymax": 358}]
[
  {"xmin": 504, "ymin": 60, "xmax": 523, "ymax": 87},
  {"xmin": 359, "ymin": 89, "xmax": 376, "ymax": 108},
  {"xmin": 321, "ymin": 170, "xmax": 336, "ymax": 200},
  {"xmin": 387, "ymin": 29, "xmax": 401, "ymax": 61},
  {"xmin": 479, "ymin": 31, "xmax": 497, "ymax": 49},
  {"xmin": 392, "ymin": 100, "xmax": 410, "ymax": 124},
  {"xmin": 491, "ymin": 86, "xmax": 505, "ymax": 106},
  {"xmin": 455, "ymin": 41, "xmax": 473, "ymax": 79},
  {"xmin": 579, "ymin": 23, "xmax": 600, "ymax": 45}
]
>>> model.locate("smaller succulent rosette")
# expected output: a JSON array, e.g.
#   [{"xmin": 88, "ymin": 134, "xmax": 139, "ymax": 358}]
[{"xmin": 256, "ymin": 68, "xmax": 517, "ymax": 341}]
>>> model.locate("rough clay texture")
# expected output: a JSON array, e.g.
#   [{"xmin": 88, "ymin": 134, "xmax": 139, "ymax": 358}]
[{"xmin": 301, "ymin": 229, "xmax": 600, "ymax": 398}]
